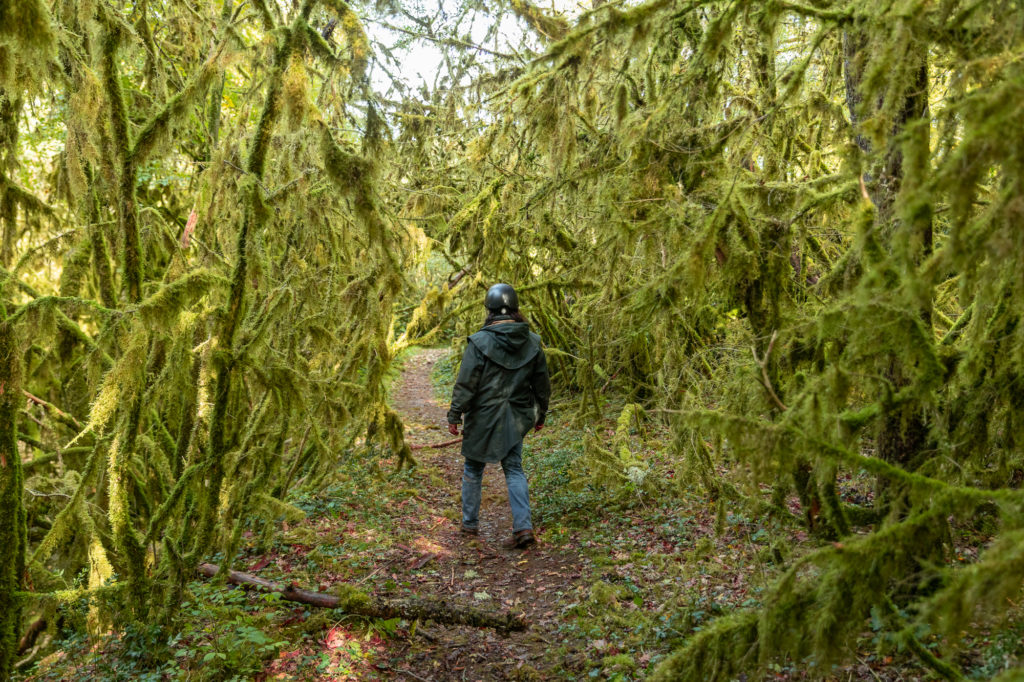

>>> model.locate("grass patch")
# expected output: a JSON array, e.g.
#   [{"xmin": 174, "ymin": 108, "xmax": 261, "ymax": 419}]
[{"xmin": 524, "ymin": 439, "xmax": 607, "ymax": 528}]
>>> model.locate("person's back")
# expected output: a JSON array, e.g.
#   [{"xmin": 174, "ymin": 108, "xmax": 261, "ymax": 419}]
[
  {"xmin": 447, "ymin": 284, "xmax": 550, "ymax": 548},
  {"xmin": 455, "ymin": 321, "xmax": 545, "ymax": 461}
]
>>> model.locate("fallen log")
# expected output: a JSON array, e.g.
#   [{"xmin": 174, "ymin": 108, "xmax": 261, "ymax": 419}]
[
  {"xmin": 197, "ymin": 563, "xmax": 526, "ymax": 631},
  {"xmin": 409, "ymin": 437, "xmax": 462, "ymax": 451}
]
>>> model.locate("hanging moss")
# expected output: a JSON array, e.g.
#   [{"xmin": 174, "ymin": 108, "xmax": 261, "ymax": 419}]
[
  {"xmin": 0, "ymin": 0, "xmax": 54, "ymax": 88},
  {"xmin": 0, "ymin": 0, "xmax": 425, "ymax": 668},
  {"xmin": 188, "ymin": 13, "xmax": 299, "ymax": 565},
  {"xmin": 5, "ymin": 0, "xmax": 1024, "ymax": 677},
  {"xmin": 387, "ymin": 0, "xmax": 1024, "ymax": 676}
]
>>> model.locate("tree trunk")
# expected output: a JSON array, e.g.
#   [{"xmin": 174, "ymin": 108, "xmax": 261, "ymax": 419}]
[
  {"xmin": 206, "ymin": 0, "xmax": 233, "ymax": 158},
  {"xmin": 100, "ymin": 28, "xmax": 144, "ymax": 304},
  {"xmin": 0, "ymin": 318, "xmax": 26, "ymax": 679},
  {"xmin": 0, "ymin": 91, "xmax": 21, "ymax": 269},
  {"xmin": 843, "ymin": 31, "xmax": 932, "ymax": 497},
  {"xmin": 0, "ymin": 86, "xmax": 26, "ymax": 679}
]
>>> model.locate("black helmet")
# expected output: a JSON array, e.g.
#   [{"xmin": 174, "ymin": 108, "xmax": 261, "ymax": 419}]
[{"xmin": 484, "ymin": 283, "xmax": 519, "ymax": 313}]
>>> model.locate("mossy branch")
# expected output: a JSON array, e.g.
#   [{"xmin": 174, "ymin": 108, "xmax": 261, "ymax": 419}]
[
  {"xmin": 197, "ymin": 563, "xmax": 527, "ymax": 631},
  {"xmin": 130, "ymin": 48, "xmax": 228, "ymax": 165}
]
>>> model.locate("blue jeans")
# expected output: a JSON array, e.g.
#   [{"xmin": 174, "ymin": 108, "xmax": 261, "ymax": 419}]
[{"xmin": 462, "ymin": 442, "xmax": 532, "ymax": 533}]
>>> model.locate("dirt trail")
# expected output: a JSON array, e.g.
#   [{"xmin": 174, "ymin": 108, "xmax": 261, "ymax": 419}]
[
  {"xmin": 383, "ymin": 348, "xmax": 585, "ymax": 680},
  {"xmin": 391, "ymin": 349, "xmax": 520, "ymax": 541}
]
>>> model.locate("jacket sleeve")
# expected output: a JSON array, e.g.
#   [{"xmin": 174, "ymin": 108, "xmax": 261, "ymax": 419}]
[
  {"xmin": 530, "ymin": 349, "xmax": 551, "ymax": 426},
  {"xmin": 447, "ymin": 342, "xmax": 483, "ymax": 424}
]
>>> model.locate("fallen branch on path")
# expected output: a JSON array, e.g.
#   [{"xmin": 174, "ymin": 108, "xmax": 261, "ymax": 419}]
[
  {"xmin": 409, "ymin": 437, "xmax": 462, "ymax": 450},
  {"xmin": 197, "ymin": 563, "xmax": 526, "ymax": 631}
]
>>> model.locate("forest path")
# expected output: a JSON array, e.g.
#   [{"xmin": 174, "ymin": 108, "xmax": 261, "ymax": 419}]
[
  {"xmin": 259, "ymin": 349, "xmax": 918, "ymax": 682},
  {"xmin": 379, "ymin": 347, "xmax": 586, "ymax": 680}
]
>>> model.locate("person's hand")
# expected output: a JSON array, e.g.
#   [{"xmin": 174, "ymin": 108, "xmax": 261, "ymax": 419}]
[
  {"xmin": 448, "ymin": 423, "xmax": 460, "ymax": 436},
  {"xmin": 534, "ymin": 424, "xmax": 544, "ymax": 433}
]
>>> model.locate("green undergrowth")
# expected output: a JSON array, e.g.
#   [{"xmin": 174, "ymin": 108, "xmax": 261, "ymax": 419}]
[
  {"xmin": 20, "ymin": 447, "xmax": 440, "ymax": 680},
  {"xmin": 430, "ymin": 347, "xmax": 1024, "ymax": 680},
  {"xmin": 23, "ymin": 576, "xmax": 382, "ymax": 681},
  {"xmin": 22, "ymin": 349, "xmax": 1024, "ymax": 681},
  {"xmin": 429, "ymin": 346, "xmax": 460, "ymax": 403}
]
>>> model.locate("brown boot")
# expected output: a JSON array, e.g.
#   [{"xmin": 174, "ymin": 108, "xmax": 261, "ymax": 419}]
[
  {"xmin": 460, "ymin": 524, "xmax": 479, "ymax": 536},
  {"xmin": 503, "ymin": 529, "xmax": 535, "ymax": 549}
]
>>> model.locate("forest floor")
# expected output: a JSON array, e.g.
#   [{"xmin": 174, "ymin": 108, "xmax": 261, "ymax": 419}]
[
  {"xmin": 243, "ymin": 348, "xmax": 937, "ymax": 681},
  {"xmin": 24, "ymin": 348, "xmax": 1012, "ymax": 681},
  {"xmin": 260, "ymin": 347, "xmax": 608, "ymax": 681}
]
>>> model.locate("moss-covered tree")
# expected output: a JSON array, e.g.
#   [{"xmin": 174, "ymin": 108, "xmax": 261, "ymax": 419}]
[
  {"xmin": 1, "ymin": 0, "xmax": 412, "ymax": 668},
  {"xmin": 4, "ymin": 0, "xmax": 1024, "ymax": 677}
]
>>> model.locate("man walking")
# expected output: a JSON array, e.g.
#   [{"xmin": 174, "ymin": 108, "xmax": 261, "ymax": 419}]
[{"xmin": 447, "ymin": 283, "xmax": 550, "ymax": 549}]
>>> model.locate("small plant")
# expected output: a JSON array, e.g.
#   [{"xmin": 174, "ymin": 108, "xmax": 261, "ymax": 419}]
[
  {"xmin": 173, "ymin": 617, "xmax": 289, "ymax": 680},
  {"xmin": 430, "ymin": 348, "xmax": 459, "ymax": 401}
]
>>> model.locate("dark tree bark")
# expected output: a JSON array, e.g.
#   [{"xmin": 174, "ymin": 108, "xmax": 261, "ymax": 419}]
[{"xmin": 17, "ymin": 617, "xmax": 46, "ymax": 656}]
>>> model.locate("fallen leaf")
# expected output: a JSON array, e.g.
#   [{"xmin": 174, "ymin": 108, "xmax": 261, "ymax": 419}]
[
  {"xmin": 325, "ymin": 627, "xmax": 346, "ymax": 649},
  {"xmin": 411, "ymin": 553, "xmax": 438, "ymax": 569}
]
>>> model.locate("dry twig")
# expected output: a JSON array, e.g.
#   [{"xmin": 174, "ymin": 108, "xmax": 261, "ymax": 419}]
[{"xmin": 751, "ymin": 330, "xmax": 788, "ymax": 412}]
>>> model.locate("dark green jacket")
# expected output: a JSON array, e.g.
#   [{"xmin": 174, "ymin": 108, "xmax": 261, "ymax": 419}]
[{"xmin": 446, "ymin": 322, "xmax": 551, "ymax": 463}]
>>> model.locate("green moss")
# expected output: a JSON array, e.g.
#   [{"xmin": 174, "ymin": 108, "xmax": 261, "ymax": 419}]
[
  {"xmin": 510, "ymin": 664, "xmax": 543, "ymax": 681},
  {"xmin": 0, "ymin": 0, "xmax": 51, "ymax": 46},
  {"xmin": 332, "ymin": 583, "xmax": 370, "ymax": 612},
  {"xmin": 600, "ymin": 653, "xmax": 636, "ymax": 673},
  {"xmin": 691, "ymin": 536, "xmax": 714, "ymax": 561},
  {"xmin": 281, "ymin": 526, "xmax": 317, "ymax": 546},
  {"xmin": 589, "ymin": 581, "xmax": 622, "ymax": 608},
  {"xmin": 0, "ymin": 320, "xmax": 25, "ymax": 678}
]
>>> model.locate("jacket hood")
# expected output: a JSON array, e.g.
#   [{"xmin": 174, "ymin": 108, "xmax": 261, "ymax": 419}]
[{"xmin": 468, "ymin": 322, "xmax": 541, "ymax": 370}]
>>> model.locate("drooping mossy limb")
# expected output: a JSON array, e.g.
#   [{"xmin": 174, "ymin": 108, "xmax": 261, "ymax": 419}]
[{"xmin": 883, "ymin": 596, "xmax": 966, "ymax": 682}]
